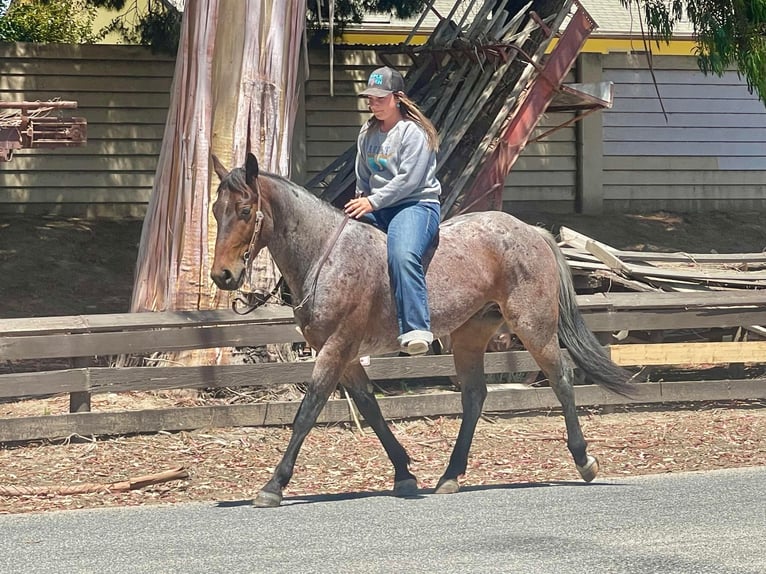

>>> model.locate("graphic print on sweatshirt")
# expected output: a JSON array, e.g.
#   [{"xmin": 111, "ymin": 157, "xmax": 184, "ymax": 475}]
[{"xmin": 365, "ymin": 129, "xmax": 401, "ymax": 173}]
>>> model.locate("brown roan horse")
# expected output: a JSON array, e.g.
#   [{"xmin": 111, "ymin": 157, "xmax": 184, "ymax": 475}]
[{"xmin": 210, "ymin": 153, "xmax": 637, "ymax": 508}]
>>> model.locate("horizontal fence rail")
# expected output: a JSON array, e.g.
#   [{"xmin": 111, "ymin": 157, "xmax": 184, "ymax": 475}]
[{"xmin": 1, "ymin": 291, "xmax": 765, "ymax": 442}]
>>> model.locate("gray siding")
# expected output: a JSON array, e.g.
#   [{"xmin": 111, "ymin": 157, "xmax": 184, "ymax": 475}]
[
  {"xmin": 502, "ymin": 110, "xmax": 577, "ymax": 213},
  {"xmin": 0, "ymin": 43, "xmax": 174, "ymax": 217},
  {"xmin": 601, "ymin": 53, "xmax": 766, "ymax": 211}
]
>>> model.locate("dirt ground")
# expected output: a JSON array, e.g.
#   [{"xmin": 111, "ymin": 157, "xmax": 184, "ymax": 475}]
[{"xmin": 0, "ymin": 210, "xmax": 765, "ymax": 514}]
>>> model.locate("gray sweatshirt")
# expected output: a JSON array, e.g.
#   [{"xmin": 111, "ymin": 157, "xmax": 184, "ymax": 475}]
[{"xmin": 355, "ymin": 119, "xmax": 442, "ymax": 210}]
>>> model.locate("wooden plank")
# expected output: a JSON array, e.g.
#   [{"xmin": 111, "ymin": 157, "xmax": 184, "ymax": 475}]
[
  {"xmin": 605, "ymin": 97, "xmax": 766, "ymax": 115},
  {"xmin": 0, "ymin": 76, "xmax": 171, "ymax": 93},
  {"xmin": 0, "ymin": 43, "xmax": 173, "ymax": 62},
  {"xmin": 0, "ymin": 351, "xmax": 542, "ymax": 399},
  {"xmin": 583, "ymin": 309, "xmax": 766, "ymax": 332},
  {"xmin": 0, "ymin": 189, "xmax": 153, "ymax": 205},
  {"xmin": 561, "ymin": 227, "xmax": 766, "ymax": 265},
  {"xmin": 610, "ymin": 341, "xmax": 766, "ymax": 366},
  {"xmin": 1, "ymin": 379, "xmax": 763, "ymax": 442},
  {"xmin": 604, "ymin": 112, "xmax": 766, "ymax": 129},
  {"xmin": 604, "ymin": 142, "xmax": 766, "ymax": 157},
  {"xmin": 603, "ymin": 170, "xmax": 766, "ymax": 185},
  {"xmin": 11, "ymin": 141, "xmax": 163, "ymax": 156},
  {"xmin": 4, "ymin": 155, "xmax": 161, "ymax": 173},
  {"xmin": 605, "ymin": 127, "xmax": 766, "ymax": 144},
  {"xmin": 0, "ymin": 306, "xmax": 296, "ymax": 335},
  {"xmin": 501, "ymin": 188, "xmax": 575, "ymax": 201},
  {"xmin": 5, "ymin": 333, "xmax": 766, "ymax": 402},
  {"xmin": 3, "ymin": 292, "xmax": 766, "ymax": 365},
  {"xmin": 0, "ymin": 369, "xmax": 87, "ymax": 399},
  {"xmin": 0, "ymin": 322, "xmax": 303, "ymax": 360}
]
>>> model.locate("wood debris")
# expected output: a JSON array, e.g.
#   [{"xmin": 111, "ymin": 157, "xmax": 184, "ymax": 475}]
[{"xmin": 559, "ymin": 226, "xmax": 766, "ymax": 293}]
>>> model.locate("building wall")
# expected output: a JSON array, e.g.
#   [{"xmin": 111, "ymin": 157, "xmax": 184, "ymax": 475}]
[
  {"xmin": 599, "ymin": 53, "xmax": 766, "ymax": 212},
  {"xmin": 0, "ymin": 43, "xmax": 174, "ymax": 217},
  {"xmin": 1, "ymin": 42, "xmax": 764, "ymax": 217}
]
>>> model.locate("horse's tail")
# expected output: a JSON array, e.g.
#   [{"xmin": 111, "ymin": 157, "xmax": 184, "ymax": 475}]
[{"xmin": 534, "ymin": 227, "xmax": 638, "ymax": 398}]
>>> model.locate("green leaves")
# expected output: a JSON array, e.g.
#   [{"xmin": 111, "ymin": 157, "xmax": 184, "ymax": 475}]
[{"xmin": 0, "ymin": 0, "xmax": 98, "ymax": 43}]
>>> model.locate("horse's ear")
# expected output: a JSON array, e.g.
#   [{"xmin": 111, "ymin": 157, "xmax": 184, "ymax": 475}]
[
  {"xmin": 211, "ymin": 154, "xmax": 228, "ymax": 181},
  {"xmin": 245, "ymin": 153, "xmax": 259, "ymax": 186}
]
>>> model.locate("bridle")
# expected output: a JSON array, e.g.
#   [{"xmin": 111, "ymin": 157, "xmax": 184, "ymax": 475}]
[
  {"xmin": 231, "ymin": 181, "xmax": 286, "ymax": 315},
  {"xmin": 230, "ymin": 177, "xmax": 351, "ymax": 315}
]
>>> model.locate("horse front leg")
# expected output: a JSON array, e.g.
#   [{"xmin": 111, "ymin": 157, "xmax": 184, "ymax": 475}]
[
  {"xmin": 435, "ymin": 319, "xmax": 497, "ymax": 495},
  {"xmin": 342, "ymin": 363, "xmax": 418, "ymax": 496},
  {"xmin": 254, "ymin": 344, "xmax": 351, "ymax": 508}
]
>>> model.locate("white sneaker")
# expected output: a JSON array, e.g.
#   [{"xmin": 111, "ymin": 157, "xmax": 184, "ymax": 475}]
[{"xmin": 403, "ymin": 339, "xmax": 429, "ymax": 356}]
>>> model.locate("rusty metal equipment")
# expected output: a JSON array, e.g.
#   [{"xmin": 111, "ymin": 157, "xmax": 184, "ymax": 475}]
[{"xmin": 0, "ymin": 100, "xmax": 87, "ymax": 161}]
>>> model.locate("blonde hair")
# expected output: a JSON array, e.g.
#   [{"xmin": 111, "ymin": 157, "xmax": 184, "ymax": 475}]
[{"xmin": 367, "ymin": 93, "xmax": 440, "ymax": 152}]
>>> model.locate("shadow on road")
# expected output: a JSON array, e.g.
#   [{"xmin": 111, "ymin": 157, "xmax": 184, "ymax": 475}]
[{"xmin": 212, "ymin": 479, "xmax": 628, "ymax": 508}]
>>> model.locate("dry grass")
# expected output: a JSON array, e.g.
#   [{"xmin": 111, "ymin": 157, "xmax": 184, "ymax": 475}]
[{"xmin": 1, "ymin": 401, "xmax": 764, "ymax": 514}]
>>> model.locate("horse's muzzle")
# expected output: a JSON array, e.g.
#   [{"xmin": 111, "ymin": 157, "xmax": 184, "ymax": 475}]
[{"xmin": 211, "ymin": 267, "xmax": 243, "ymax": 290}]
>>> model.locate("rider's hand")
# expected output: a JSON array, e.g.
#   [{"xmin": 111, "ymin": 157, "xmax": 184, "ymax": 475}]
[{"xmin": 344, "ymin": 197, "xmax": 374, "ymax": 219}]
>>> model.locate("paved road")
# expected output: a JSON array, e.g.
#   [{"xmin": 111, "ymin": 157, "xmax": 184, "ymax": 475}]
[{"xmin": 1, "ymin": 467, "xmax": 763, "ymax": 574}]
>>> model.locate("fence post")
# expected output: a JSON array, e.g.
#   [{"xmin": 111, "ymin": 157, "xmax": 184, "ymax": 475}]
[{"xmin": 69, "ymin": 357, "xmax": 92, "ymax": 413}]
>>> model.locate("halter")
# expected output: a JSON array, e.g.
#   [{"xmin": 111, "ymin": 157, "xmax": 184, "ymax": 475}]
[{"xmin": 231, "ymin": 182, "xmax": 285, "ymax": 315}]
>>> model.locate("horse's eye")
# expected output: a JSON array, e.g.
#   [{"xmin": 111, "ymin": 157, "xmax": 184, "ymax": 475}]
[{"xmin": 241, "ymin": 207, "xmax": 252, "ymax": 218}]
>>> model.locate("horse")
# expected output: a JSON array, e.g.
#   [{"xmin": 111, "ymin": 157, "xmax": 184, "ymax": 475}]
[{"xmin": 210, "ymin": 153, "xmax": 637, "ymax": 507}]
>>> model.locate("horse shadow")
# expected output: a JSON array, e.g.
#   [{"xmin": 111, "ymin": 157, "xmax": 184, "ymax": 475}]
[{"xmin": 213, "ymin": 479, "xmax": 627, "ymax": 509}]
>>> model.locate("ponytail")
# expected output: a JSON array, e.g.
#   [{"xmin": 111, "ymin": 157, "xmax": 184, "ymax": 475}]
[{"xmin": 397, "ymin": 94, "xmax": 440, "ymax": 152}]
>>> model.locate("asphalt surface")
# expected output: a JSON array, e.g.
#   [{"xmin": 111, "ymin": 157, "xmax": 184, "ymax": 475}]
[{"xmin": 1, "ymin": 466, "xmax": 764, "ymax": 574}]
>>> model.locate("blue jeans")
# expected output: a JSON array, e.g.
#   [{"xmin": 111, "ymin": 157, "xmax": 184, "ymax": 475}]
[{"xmin": 363, "ymin": 201, "xmax": 440, "ymax": 345}]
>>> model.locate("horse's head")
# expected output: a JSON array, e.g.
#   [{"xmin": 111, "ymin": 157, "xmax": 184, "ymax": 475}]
[{"xmin": 210, "ymin": 152, "xmax": 272, "ymax": 290}]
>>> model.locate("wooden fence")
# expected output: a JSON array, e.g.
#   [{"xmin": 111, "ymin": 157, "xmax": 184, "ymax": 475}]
[{"xmin": 1, "ymin": 290, "xmax": 766, "ymax": 442}]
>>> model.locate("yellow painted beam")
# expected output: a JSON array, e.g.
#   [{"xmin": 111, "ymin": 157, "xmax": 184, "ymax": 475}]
[
  {"xmin": 337, "ymin": 32, "xmax": 697, "ymax": 56},
  {"xmin": 610, "ymin": 341, "xmax": 766, "ymax": 367}
]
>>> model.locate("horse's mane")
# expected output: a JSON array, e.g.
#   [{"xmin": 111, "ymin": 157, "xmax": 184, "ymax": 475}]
[{"xmin": 221, "ymin": 166, "xmax": 345, "ymax": 223}]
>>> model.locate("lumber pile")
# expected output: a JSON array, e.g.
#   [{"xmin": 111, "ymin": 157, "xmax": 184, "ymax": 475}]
[
  {"xmin": 306, "ymin": 0, "xmax": 571, "ymax": 214},
  {"xmin": 559, "ymin": 226, "xmax": 766, "ymax": 294},
  {"xmin": 559, "ymin": 226, "xmax": 766, "ymax": 344}
]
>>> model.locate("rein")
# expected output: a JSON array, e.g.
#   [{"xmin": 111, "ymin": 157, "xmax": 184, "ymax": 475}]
[{"xmin": 294, "ymin": 213, "xmax": 350, "ymax": 310}]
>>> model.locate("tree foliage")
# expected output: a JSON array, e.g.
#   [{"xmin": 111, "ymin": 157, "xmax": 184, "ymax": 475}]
[
  {"xmin": 0, "ymin": 0, "xmax": 180, "ymax": 53},
  {"xmin": 0, "ymin": 0, "xmax": 98, "ymax": 43},
  {"xmin": 97, "ymin": 0, "xmax": 181, "ymax": 54},
  {"xmin": 306, "ymin": 0, "xmax": 426, "ymax": 28}
]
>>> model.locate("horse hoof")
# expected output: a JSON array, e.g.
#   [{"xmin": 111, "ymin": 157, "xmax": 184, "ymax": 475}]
[
  {"xmin": 576, "ymin": 455, "xmax": 599, "ymax": 483},
  {"xmin": 393, "ymin": 478, "xmax": 418, "ymax": 497},
  {"xmin": 253, "ymin": 490, "xmax": 282, "ymax": 508},
  {"xmin": 434, "ymin": 478, "xmax": 460, "ymax": 495}
]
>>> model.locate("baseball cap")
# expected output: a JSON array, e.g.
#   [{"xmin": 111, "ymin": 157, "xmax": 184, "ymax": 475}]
[{"xmin": 359, "ymin": 66, "xmax": 405, "ymax": 98}]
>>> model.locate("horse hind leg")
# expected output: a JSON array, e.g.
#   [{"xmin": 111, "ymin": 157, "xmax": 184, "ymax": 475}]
[
  {"xmin": 521, "ymin": 332, "xmax": 598, "ymax": 482},
  {"xmin": 435, "ymin": 314, "xmax": 501, "ymax": 494},
  {"xmin": 342, "ymin": 363, "xmax": 418, "ymax": 496}
]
